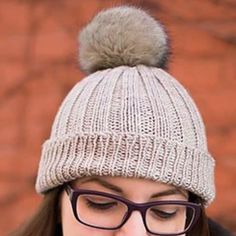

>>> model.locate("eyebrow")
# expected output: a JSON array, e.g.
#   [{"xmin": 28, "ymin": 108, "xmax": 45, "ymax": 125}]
[
  {"xmin": 150, "ymin": 188, "xmax": 188, "ymax": 199},
  {"xmin": 79, "ymin": 177, "xmax": 123, "ymax": 193},
  {"xmin": 78, "ymin": 177, "xmax": 188, "ymax": 199}
]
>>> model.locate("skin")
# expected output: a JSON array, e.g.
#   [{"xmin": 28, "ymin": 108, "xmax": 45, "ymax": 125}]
[{"xmin": 60, "ymin": 176, "xmax": 188, "ymax": 236}]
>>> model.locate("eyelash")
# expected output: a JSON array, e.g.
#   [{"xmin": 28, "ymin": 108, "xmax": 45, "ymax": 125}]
[
  {"xmin": 150, "ymin": 208, "xmax": 177, "ymax": 220},
  {"xmin": 85, "ymin": 199, "xmax": 117, "ymax": 210}
]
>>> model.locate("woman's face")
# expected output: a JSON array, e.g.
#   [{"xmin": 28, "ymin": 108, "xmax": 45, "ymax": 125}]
[{"xmin": 60, "ymin": 176, "xmax": 188, "ymax": 236}]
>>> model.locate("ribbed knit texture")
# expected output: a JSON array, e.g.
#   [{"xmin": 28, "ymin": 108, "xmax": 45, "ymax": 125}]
[{"xmin": 36, "ymin": 65, "xmax": 215, "ymax": 204}]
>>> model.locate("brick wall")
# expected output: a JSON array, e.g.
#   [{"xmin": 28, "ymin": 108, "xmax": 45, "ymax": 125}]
[{"xmin": 1, "ymin": 0, "xmax": 236, "ymax": 235}]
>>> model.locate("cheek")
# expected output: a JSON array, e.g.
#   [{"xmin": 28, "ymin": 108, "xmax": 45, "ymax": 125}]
[{"xmin": 60, "ymin": 191, "xmax": 114, "ymax": 236}]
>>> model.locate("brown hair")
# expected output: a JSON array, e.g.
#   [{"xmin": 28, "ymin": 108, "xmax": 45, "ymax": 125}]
[
  {"xmin": 188, "ymin": 192, "xmax": 210, "ymax": 236},
  {"xmin": 11, "ymin": 187, "xmax": 210, "ymax": 236},
  {"xmin": 10, "ymin": 186, "xmax": 63, "ymax": 236}
]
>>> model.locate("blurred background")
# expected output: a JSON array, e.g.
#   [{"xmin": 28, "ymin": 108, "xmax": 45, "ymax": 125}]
[{"xmin": 0, "ymin": 0, "xmax": 236, "ymax": 235}]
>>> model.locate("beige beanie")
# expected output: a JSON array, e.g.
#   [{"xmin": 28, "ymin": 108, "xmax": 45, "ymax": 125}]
[{"xmin": 35, "ymin": 6, "xmax": 215, "ymax": 205}]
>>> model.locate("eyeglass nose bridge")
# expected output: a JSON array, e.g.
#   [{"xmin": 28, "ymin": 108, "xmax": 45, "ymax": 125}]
[{"xmin": 117, "ymin": 202, "xmax": 150, "ymax": 231}]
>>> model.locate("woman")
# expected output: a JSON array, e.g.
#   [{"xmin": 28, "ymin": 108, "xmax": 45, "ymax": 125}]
[{"xmin": 12, "ymin": 5, "xmax": 232, "ymax": 236}]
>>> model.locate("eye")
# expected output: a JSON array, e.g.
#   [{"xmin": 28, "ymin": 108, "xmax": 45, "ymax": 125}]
[
  {"xmin": 150, "ymin": 208, "xmax": 177, "ymax": 220},
  {"xmin": 85, "ymin": 198, "xmax": 118, "ymax": 210}
]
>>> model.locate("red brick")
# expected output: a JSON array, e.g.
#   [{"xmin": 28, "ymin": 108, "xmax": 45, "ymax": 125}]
[
  {"xmin": 156, "ymin": 0, "xmax": 236, "ymax": 21},
  {"xmin": 169, "ymin": 24, "xmax": 232, "ymax": 57},
  {"xmin": 0, "ymin": 62, "xmax": 26, "ymax": 97},
  {"xmin": 219, "ymin": 54, "xmax": 236, "ymax": 86},
  {"xmin": 24, "ymin": 76, "xmax": 62, "ymax": 137},
  {"xmin": 0, "ymin": 35, "xmax": 28, "ymax": 60},
  {"xmin": 171, "ymin": 57, "xmax": 223, "ymax": 92},
  {"xmin": 195, "ymin": 89, "xmax": 236, "ymax": 129},
  {"xmin": 208, "ymin": 128, "xmax": 236, "ymax": 159},
  {"xmin": 34, "ymin": 30, "xmax": 74, "ymax": 61},
  {"xmin": 0, "ymin": 94, "xmax": 25, "ymax": 152},
  {"xmin": 0, "ymin": 2, "xmax": 29, "ymax": 35}
]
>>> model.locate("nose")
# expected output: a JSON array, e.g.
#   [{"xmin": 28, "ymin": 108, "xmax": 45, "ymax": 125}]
[{"xmin": 115, "ymin": 211, "xmax": 148, "ymax": 236}]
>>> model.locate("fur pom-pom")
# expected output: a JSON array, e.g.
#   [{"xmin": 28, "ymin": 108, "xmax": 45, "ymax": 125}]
[{"xmin": 79, "ymin": 6, "xmax": 170, "ymax": 74}]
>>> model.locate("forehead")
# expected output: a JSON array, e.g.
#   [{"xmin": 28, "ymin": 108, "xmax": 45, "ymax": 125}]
[
  {"xmin": 73, "ymin": 176, "xmax": 188, "ymax": 199},
  {"xmin": 75, "ymin": 176, "xmax": 175, "ymax": 188}
]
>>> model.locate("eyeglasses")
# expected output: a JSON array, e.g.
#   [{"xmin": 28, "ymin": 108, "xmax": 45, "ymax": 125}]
[{"xmin": 65, "ymin": 184, "xmax": 201, "ymax": 236}]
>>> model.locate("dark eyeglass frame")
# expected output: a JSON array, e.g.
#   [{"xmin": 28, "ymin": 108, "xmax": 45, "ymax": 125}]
[{"xmin": 65, "ymin": 184, "xmax": 201, "ymax": 236}]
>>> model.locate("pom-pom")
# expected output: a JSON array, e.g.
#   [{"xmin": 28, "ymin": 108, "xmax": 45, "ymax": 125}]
[{"xmin": 79, "ymin": 6, "xmax": 170, "ymax": 74}]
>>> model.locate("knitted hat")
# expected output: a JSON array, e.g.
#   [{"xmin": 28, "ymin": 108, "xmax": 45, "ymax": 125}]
[{"xmin": 35, "ymin": 6, "xmax": 215, "ymax": 204}]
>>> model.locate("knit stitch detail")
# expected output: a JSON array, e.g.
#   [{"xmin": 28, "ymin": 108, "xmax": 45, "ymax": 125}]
[{"xmin": 36, "ymin": 132, "xmax": 215, "ymax": 204}]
